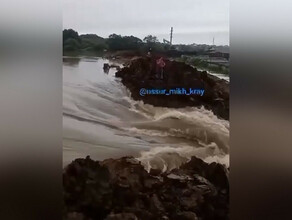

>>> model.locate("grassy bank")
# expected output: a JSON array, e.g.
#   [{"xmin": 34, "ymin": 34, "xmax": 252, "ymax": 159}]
[{"xmin": 177, "ymin": 56, "xmax": 229, "ymax": 75}]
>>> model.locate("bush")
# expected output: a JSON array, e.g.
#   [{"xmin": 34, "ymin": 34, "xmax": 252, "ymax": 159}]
[{"xmin": 63, "ymin": 38, "xmax": 81, "ymax": 51}]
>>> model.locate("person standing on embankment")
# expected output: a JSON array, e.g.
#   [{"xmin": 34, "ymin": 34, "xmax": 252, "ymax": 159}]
[{"xmin": 156, "ymin": 57, "xmax": 166, "ymax": 80}]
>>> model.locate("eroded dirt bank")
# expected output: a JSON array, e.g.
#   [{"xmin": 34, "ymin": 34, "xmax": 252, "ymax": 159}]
[
  {"xmin": 63, "ymin": 156, "xmax": 229, "ymax": 220},
  {"xmin": 115, "ymin": 57, "xmax": 229, "ymax": 120}
]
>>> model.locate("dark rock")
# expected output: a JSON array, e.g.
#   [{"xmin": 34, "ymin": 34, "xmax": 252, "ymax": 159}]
[
  {"xmin": 115, "ymin": 57, "xmax": 229, "ymax": 120},
  {"xmin": 176, "ymin": 211, "xmax": 199, "ymax": 220},
  {"xmin": 103, "ymin": 63, "xmax": 110, "ymax": 70},
  {"xmin": 66, "ymin": 212, "xmax": 86, "ymax": 220},
  {"xmin": 63, "ymin": 156, "xmax": 229, "ymax": 220},
  {"xmin": 63, "ymin": 156, "xmax": 112, "ymax": 219},
  {"xmin": 105, "ymin": 213, "xmax": 138, "ymax": 220},
  {"xmin": 149, "ymin": 168, "xmax": 162, "ymax": 176}
]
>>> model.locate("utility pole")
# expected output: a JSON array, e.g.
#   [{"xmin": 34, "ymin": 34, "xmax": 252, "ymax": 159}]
[
  {"xmin": 170, "ymin": 27, "xmax": 173, "ymax": 45},
  {"xmin": 213, "ymin": 37, "xmax": 215, "ymax": 46}
]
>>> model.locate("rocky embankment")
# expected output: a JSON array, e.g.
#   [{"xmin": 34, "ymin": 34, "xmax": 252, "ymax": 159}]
[
  {"xmin": 115, "ymin": 57, "xmax": 229, "ymax": 120},
  {"xmin": 63, "ymin": 156, "xmax": 229, "ymax": 220}
]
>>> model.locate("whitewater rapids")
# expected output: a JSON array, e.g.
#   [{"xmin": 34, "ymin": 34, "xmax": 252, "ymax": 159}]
[{"xmin": 63, "ymin": 57, "xmax": 229, "ymax": 171}]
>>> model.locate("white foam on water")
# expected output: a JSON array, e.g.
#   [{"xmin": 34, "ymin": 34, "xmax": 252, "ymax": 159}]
[
  {"xmin": 137, "ymin": 142, "xmax": 229, "ymax": 173},
  {"xmin": 63, "ymin": 58, "xmax": 229, "ymax": 168},
  {"xmin": 125, "ymin": 99, "xmax": 230, "ymax": 171}
]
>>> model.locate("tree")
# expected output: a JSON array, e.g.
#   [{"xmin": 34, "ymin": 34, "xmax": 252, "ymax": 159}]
[
  {"xmin": 63, "ymin": 29, "xmax": 81, "ymax": 52},
  {"xmin": 143, "ymin": 35, "xmax": 159, "ymax": 44},
  {"xmin": 79, "ymin": 34, "xmax": 107, "ymax": 51},
  {"xmin": 109, "ymin": 34, "xmax": 122, "ymax": 39},
  {"xmin": 63, "ymin": 29, "xmax": 80, "ymax": 43},
  {"xmin": 63, "ymin": 38, "xmax": 81, "ymax": 51},
  {"xmin": 106, "ymin": 34, "xmax": 122, "ymax": 51},
  {"xmin": 106, "ymin": 34, "xmax": 143, "ymax": 51}
]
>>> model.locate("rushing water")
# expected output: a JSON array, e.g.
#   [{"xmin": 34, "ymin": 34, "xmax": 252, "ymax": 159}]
[{"xmin": 63, "ymin": 56, "xmax": 229, "ymax": 170}]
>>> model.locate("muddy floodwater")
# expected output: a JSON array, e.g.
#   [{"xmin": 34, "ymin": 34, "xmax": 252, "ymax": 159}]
[{"xmin": 63, "ymin": 56, "xmax": 229, "ymax": 170}]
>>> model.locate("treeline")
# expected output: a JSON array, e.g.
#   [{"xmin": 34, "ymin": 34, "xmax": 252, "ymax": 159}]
[{"xmin": 63, "ymin": 29, "xmax": 172, "ymax": 54}]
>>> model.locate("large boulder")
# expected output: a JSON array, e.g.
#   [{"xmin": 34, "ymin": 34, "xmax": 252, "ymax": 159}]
[
  {"xmin": 115, "ymin": 57, "xmax": 229, "ymax": 120},
  {"xmin": 63, "ymin": 156, "xmax": 229, "ymax": 220}
]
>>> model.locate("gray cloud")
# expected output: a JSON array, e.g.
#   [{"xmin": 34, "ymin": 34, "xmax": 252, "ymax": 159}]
[{"xmin": 63, "ymin": 0, "xmax": 229, "ymax": 45}]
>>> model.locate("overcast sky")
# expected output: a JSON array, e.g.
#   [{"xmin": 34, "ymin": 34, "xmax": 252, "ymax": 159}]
[{"xmin": 63, "ymin": 0, "xmax": 229, "ymax": 45}]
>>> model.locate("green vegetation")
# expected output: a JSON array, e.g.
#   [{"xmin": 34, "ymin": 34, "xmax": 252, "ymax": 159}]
[
  {"xmin": 106, "ymin": 34, "xmax": 143, "ymax": 51},
  {"xmin": 63, "ymin": 38, "xmax": 81, "ymax": 51},
  {"xmin": 143, "ymin": 35, "xmax": 159, "ymax": 44},
  {"xmin": 79, "ymin": 34, "xmax": 107, "ymax": 52},
  {"xmin": 63, "ymin": 29, "xmax": 229, "ymax": 73},
  {"xmin": 63, "ymin": 29, "xmax": 80, "ymax": 43},
  {"xmin": 178, "ymin": 56, "xmax": 229, "ymax": 75},
  {"xmin": 63, "ymin": 29, "xmax": 175, "ymax": 55},
  {"xmin": 63, "ymin": 29, "xmax": 107, "ymax": 54}
]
